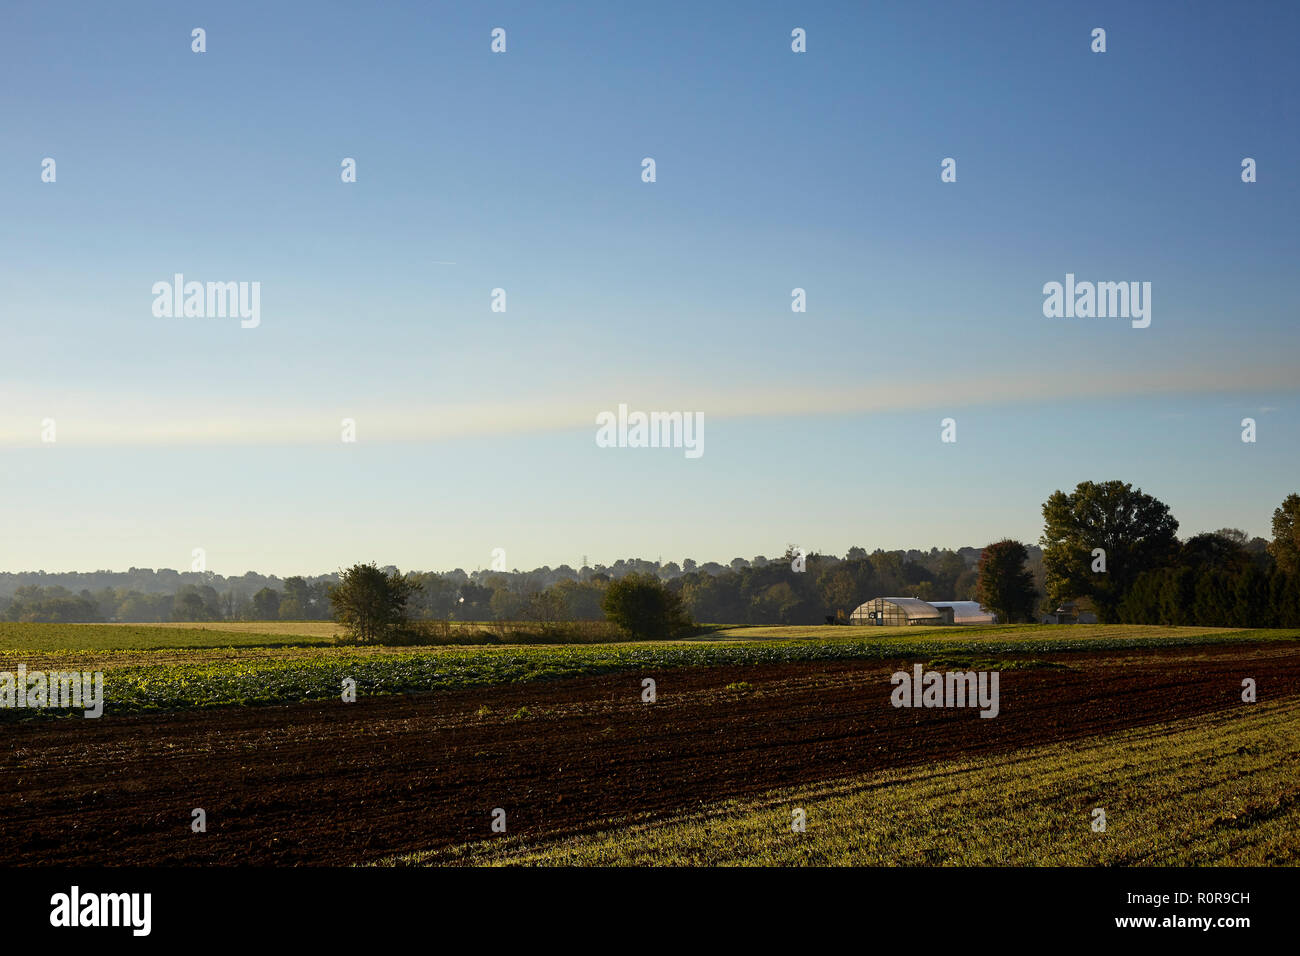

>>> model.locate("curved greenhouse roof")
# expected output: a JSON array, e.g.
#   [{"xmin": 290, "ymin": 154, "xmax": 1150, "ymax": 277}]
[
  {"xmin": 929, "ymin": 601, "xmax": 997, "ymax": 624},
  {"xmin": 848, "ymin": 597, "xmax": 951, "ymax": 626}
]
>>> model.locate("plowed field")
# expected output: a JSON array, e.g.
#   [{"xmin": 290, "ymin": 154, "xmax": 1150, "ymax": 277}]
[{"xmin": 3, "ymin": 643, "xmax": 1296, "ymax": 865}]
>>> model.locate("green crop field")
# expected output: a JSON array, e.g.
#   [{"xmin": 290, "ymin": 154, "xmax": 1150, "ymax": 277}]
[
  {"xmin": 67, "ymin": 619, "xmax": 1257, "ymax": 644},
  {"xmin": 0, "ymin": 621, "xmax": 333, "ymax": 653},
  {"xmin": 1, "ymin": 620, "xmax": 1286, "ymax": 657},
  {"xmin": 91, "ymin": 620, "xmax": 348, "ymax": 640},
  {"xmin": 0, "ymin": 621, "xmax": 1296, "ymax": 717},
  {"xmin": 380, "ymin": 698, "xmax": 1300, "ymax": 867}
]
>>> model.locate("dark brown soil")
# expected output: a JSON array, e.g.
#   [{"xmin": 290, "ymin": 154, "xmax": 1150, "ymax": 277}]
[{"xmin": 2, "ymin": 643, "xmax": 1295, "ymax": 865}]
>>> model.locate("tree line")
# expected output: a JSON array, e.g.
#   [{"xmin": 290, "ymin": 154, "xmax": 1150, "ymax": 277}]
[
  {"xmin": 972, "ymin": 483, "xmax": 1296, "ymax": 627},
  {"xmin": 1, "ymin": 546, "xmax": 1012, "ymax": 625},
  {"xmin": 4, "ymin": 483, "xmax": 1296, "ymax": 631}
]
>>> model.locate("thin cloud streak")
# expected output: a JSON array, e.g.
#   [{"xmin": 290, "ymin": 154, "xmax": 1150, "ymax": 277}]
[{"xmin": 0, "ymin": 364, "xmax": 1293, "ymax": 448}]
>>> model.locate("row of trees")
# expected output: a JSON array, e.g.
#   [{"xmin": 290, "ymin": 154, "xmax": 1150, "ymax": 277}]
[
  {"xmin": 670, "ymin": 547, "xmax": 995, "ymax": 625},
  {"xmin": 0, "ymin": 578, "xmax": 333, "ymax": 624},
  {"xmin": 327, "ymin": 564, "xmax": 692, "ymax": 643},
  {"xmin": 7, "ymin": 486, "xmax": 1296, "ymax": 632},
  {"xmin": 2, "ymin": 546, "xmax": 1006, "ymax": 625},
  {"xmin": 411, "ymin": 545, "xmax": 1002, "ymax": 628},
  {"xmin": 0, "ymin": 550, "xmax": 982, "ymax": 606},
  {"xmin": 1044, "ymin": 484, "xmax": 1298, "ymax": 625},
  {"xmin": 297, "ymin": 486, "xmax": 1300, "ymax": 641},
  {"xmin": 1119, "ymin": 562, "xmax": 1300, "ymax": 627},
  {"xmin": 971, "ymin": 484, "xmax": 1297, "ymax": 627}
]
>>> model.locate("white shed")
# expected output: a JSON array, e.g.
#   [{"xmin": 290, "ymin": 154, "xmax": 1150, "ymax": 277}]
[{"xmin": 928, "ymin": 601, "xmax": 997, "ymax": 624}]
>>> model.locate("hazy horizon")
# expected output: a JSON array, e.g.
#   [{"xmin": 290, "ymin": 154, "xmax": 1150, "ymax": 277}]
[{"xmin": 0, "ymin": 513, "xmax": 1273, "ymax": 581}]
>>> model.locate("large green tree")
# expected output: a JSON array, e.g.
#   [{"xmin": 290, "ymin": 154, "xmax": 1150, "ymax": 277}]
[
  {"xmin": 974, "ymin": 539, "xmax": 1038, "ymax": 623},
  {"xmin": 818, "ymin": 567, "xmax": 867, "ymax": 620},
  {"xmin": 1268, "ymin": 493, "xmax": 1300, "ymax": 576},
  {"xmin": 602, "ymin": 573, "xmax": 690, "ymax": 639},
  {"xmin": 1179, "ymin": 531, "xmax": 1250, "ymax": 574},
  {"xmin": 279, "ymin": 576, "xmax": 311, "ymax": 619},
  {"xmin": 251, "ymin": 586, "xmax": 281, "ymax": 620},
  {"xmin": 1040, "ymin": 480, "xmax": 1180, "ymax": 622},
  {"xmin": 329, "ymin": 562, "xmax": 419, "ymax": 643}
]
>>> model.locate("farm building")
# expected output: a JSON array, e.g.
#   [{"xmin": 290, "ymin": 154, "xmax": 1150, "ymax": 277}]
[
  {"xmin": 848, "ymin": 597, "xmax": 952, "ymax": 626},
  {"xmin": 1041, "ymin": 602, "xmax": 1098, "ymax": 624},
  {"xmin": 848, "ymin": 597, "xmax": 996, "ymax": 626},
  {"xmin": 929, "ymin": 601, "xmax": 998, "ymax": 625}
]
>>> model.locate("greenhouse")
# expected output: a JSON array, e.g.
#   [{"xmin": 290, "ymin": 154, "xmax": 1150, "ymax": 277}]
[
  {"xmin": 929, "ymin": 601, "xmax": 997, "ymax": 625},
  {"xmin": 848, "ymin": 597, "xmax": 953, "ymax": 626}
]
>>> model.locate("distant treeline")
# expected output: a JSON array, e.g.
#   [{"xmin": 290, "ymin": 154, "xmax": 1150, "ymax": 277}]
[
  {"xmin": 0, "ymin": 546, "xmax": 1020, "ymax": 625},
  {"xmin": 1036, "ymin": 484, "xmax": 1299, "ymax": 628},
  {"xmin": 1119, "ymin": 554, "xmax": 1300, "ymax": 627},
  {"xmin": 6, "ymin": 479, "xmax": 1297, "ymax": 631}
]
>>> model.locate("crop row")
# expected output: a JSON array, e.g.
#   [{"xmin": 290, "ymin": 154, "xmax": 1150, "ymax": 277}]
[{"xmin": 4, "ymin": 627, "xmax": 1296, "ymax": 717}]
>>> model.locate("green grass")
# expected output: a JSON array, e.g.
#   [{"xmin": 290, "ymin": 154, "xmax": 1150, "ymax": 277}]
[
  {"xmin": 0, "ymin": 621, "xmax": 1285, "ymax": 656},
  {"xmin": 92, "ymin": 620, "xmax": 348, "ymax": 639},
  {"xmin": 0, "ymin": 621, "xmax": 333, "ymax": 652},
  {"xmin": 10, "ymin": 617, "xmax": 637, "ymax": 649},
  {"xmin": 379, "ymin": 698, "xmax": 1300, "ymax": 866},
  {"xmin": 1, "ymin": 623, "xmax": 1296, "ymax": 717},
  {"xmin": 707, "ymin": 623, "xmax": 1235, "ymax": 643}
]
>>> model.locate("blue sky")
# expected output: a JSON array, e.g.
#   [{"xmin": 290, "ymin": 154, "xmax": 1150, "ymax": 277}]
[{"xmin": 1, "ymin": 0, "xmax": 1296, "ymax": 575}]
